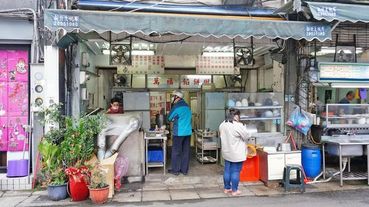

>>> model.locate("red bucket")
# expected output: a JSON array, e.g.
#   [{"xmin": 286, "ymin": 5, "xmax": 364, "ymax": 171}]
[{"xmin": 68, "ymin": 174, "xmax": 89, "ymax": 201}]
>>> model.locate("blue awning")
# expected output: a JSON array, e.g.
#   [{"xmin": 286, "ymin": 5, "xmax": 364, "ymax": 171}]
[
  {"xmin": 307, "ymin": 1, "xmax": 369, "ymax": 23},
  {"xmin": 44, "ymin": 9, "xmax": 331, "ymax": 41}
]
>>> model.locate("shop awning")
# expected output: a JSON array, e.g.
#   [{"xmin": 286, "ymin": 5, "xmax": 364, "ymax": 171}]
[
  {"xmin": 44, "ymin": 9, "xmax": 331, "ymax": 41},
  {"xmin": 307, "ymin": 1, "xmax": 369, "ymax": 23}
]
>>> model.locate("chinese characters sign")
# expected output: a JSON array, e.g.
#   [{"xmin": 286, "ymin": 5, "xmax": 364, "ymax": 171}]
[
  {"xmin": 147, "ymin": 75, "xmax": 179, "ymax": 88},
  {"xmin": 117, "ymin": 55, "xmax": 165, "ymax": 74},
  {"xmin": 52, "ymin": 14, "xmax": 80, "ymax": 28},
  {"xmin": 196, "ymin": 56, "xmax": 237, "ymax": 74},
  {"xmin": 180, "ymin": 75, "xmax": 212, "ymax": 89},
  {"xmin": 319, "ymin": 62, "xmax": 369, "ymax": 82},
  {"xmin": 305, "ymin": 25, "xmax": 329, "ymax": 38}
]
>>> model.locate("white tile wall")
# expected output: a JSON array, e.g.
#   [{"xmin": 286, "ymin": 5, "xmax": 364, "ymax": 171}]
[{"xmin": 0, "ymin": 174, "xmax": 33, "ymax": 190}]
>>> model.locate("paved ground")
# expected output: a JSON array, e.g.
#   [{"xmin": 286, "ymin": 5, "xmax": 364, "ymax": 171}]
[{"xmin": 2, "ymin": 175, "xmax": 369, "ymax": 207}]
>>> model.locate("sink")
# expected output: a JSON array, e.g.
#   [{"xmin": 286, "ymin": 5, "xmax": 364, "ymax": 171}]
[{"xmin": 327, "ymin": 143, "xmax": 363, "ymax": 156}]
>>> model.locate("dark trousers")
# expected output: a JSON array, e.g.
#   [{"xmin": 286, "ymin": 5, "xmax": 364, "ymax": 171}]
[{"xmin": 171, "ymin": 135, "xmax": 191, "ymax": 174}]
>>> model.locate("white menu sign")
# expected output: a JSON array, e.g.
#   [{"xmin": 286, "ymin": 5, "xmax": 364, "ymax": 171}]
[
  {"xmin": 196, "ymin": 56, "xmax": 238, "ymax": 74},
  {"xmin": 117, "ymin": 55, "xmax": 165, "ymax": 74},
  {"xmin": 319, "ymin": 62, "xmax": 369, "ymax": 82}
]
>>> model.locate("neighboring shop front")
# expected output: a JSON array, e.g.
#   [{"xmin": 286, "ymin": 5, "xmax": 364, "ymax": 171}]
[
  {"xmin": 0, "ymin": 14, "xmax": 35, "ymax": 187},
  {"xmin": 284, "ymin": 1, "xmax": 369, "ymax": 186}
]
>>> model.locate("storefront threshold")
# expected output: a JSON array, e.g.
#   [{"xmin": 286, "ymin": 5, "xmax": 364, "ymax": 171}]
[{"xmin": 0, "ymin": 173, "xmax": 33, "ymax": 190}]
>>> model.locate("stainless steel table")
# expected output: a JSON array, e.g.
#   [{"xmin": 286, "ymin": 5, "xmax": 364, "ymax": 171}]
[
  {"xmin": 322, "ymin": 138, "xmax": 369, "ymax": 186},
  {"xmin": 144, "ymin": 132, "xmax": 167, "ymax": 175}
]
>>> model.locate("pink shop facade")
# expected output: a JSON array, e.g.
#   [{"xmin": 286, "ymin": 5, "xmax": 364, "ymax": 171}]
[{"xmin": 0, "ymin": 47, "xmax": 30, "ymax": 172}]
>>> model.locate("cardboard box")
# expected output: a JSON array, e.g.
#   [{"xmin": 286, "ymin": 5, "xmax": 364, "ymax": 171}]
[{"xmin": 101, "ymin": 153, "xmax": 118, "ymax": 198}]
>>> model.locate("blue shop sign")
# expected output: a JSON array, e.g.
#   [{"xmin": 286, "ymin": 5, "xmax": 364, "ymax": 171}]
[{"xmin": 319, "ymin": 62, "xmax": 369, "ymax": 82}]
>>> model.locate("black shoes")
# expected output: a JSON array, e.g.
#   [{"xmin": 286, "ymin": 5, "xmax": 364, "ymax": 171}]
[
  {"xmin": 167, "ymin": 169, "xmax": 188, "ymax": 176},
  {"xmin": 167, "ymin": 169, "xmax": 179, "ymax": 176}
]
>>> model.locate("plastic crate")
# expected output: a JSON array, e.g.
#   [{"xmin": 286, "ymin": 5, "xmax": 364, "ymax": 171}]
[
  {"xmin": 148, "ymin": 149, "xmax": 164, "ymax": 162},
  {"xmin": 240, "ymin": 155, "xmax": 259, "ymax": 182}
]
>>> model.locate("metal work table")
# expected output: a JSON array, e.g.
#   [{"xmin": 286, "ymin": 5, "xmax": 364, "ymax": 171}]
[
  {"xmin": 322, "ymin": 138, "xmax": 369, "ymax": 186},
  {"xmin": 144, "ymin": 132, "xmax": 167, "ymax": 175}
]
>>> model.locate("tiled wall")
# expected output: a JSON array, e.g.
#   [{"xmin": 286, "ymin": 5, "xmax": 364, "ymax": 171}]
[{"xmin": 0, "ymin": 176, "xmax": 32, "ymax": 190}]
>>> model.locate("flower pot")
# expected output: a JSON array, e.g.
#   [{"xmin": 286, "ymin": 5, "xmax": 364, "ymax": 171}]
[
  {"xmin": 89, "ymin": 186, "xmax": 110, "ymax": 204},
  {"xmin": 47, "ymin": 183, "xmax": 68, "ymax": 201},
  {"xmin": 68, "ymin": 175, "xmax": 89, "ymax": 201}
]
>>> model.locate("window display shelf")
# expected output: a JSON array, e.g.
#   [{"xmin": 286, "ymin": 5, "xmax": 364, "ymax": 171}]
[
  {"xmin": 233, "ymin": 106, "xmax": 283, "ymax": 110},
  {"xmin": 240, "ymin": 117, "xmax": 282, "ymax": 121},
  {"xmin": 226, "ymin": 92, "xmax": 284, "ymax": 134}
]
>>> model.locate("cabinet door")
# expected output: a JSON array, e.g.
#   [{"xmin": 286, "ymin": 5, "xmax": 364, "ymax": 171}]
[
  {"xmin": 285, "ymin": 153, "xmax": 301, "ymax": 165},
  {"xmin": 205, "ymin": 110, "xmax": 225, "ymax": 131},
  {"xmin": 267, "ymin": 154, "xmax": 285, "ymax": 180},
  {"xmin": 205, "ymin": 93, "xmax": 225, "ymax": 109}
]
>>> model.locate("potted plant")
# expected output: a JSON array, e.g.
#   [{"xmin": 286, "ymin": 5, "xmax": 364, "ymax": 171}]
[
  {"xmin": 88, "ymin": 164, "xmax": 110, "ymax": 204},
  {"xmin": 61, "ymin": 115, "xmax": 107, "ymax": 201},
  {"xmin": 38, "ymin": 139, "xmax": 67, "ymax": 201}
]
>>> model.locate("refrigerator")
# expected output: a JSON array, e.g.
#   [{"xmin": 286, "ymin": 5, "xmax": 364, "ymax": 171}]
[
  {"xmin": 123, "ymin": 92, "xmax": 150, "ymax": 130},
  {"xmin": 201, "ymin": 92, "xmax": 226, "ymax": 131}
]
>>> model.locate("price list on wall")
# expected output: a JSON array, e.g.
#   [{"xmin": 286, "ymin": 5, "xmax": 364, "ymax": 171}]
[
  {"xmin": 117, "ymin": 55, "xmax": 165, "ymax": 74},
  {"xmin": 196, "ymin": 55, "xmax": 238, "ymax": 74}
]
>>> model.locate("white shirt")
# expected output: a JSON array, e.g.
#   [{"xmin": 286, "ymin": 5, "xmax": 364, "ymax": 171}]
[{"xmin": 219, "ymin": 120, "xmax": 250, "ymax": 162}]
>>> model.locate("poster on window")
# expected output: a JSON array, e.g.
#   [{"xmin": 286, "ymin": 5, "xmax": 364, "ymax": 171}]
[
  {"xmin": 0, "ymin": 117, "xmax": 8, "ymax": 151},
  {"xmin": 0, "ymin": 51, "xmax": 7, "ymax": 82},
  {"xmin": 8, "ymin": 82, "xmax": 28, "ymax": 117},
  {"xmin": 196, "ymin": 56, "xmax": 237, "ymax": 74},
  {"xmin": 7, "ymin": 116, "xmax": 28, "ymax": 152},
  {"xmin": 7, "ymin": 50, "xmax": 28, "ymax": 82}
]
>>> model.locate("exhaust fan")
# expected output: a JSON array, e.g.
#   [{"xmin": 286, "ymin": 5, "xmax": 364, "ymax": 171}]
[{"xmin": 110, "ymin": 44, "xmax": 131, "ymax": 65}]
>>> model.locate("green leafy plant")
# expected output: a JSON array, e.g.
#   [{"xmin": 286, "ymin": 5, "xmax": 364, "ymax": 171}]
[
  {"xmin": 61, "ymin": 114, "xmax": 107, "ymax": 167},
  {"xmin": 38, "ymin": 139, "xmax": 66, "ymax": 185}
]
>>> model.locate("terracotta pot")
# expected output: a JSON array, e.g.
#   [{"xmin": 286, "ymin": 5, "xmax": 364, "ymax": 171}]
[
  {"xmin": 89, "ymin": 186, "xmax": 110, "ymax": 204},
  {"xmin": 68, "ymin": 175, "xmax": 89, "ymax": 201}
]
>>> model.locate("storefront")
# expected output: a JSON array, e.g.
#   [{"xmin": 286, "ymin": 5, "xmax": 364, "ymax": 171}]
[
  {"xmin": 0, "ymin": 10, "xmax": 39, "ymax": 190},
  {"xmin": 43, "ymin": 6, "xmax": 331, "ymax": 180},
  {"xmin": 280, "ymin": 0, "xmax": 369, "ymax": 186}
]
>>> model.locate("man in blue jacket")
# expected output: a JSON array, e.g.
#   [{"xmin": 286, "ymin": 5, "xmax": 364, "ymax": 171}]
[{"xmin": 167, "ymin": 90, "xmax": 192, "ymax": 175}]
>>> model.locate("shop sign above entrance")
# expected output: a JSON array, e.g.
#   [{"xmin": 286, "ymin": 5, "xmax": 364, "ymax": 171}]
[
  {"xmin": 52, "ymin": 14, "xmax": 79, "ymax": 28},
  {"xmin": 117, "ymin": 55, "xmax": 165, "ymax": 74},
  {"xmin": 147, "ymin": 75, "xmax": 179, "ymax": 89},
  {"xmin": 319, "ymin": 62, "xmax": 369, "ymax": 82}
]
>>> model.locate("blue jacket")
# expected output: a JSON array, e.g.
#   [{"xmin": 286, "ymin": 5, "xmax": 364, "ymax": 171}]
[{"xmin": 168, "ymin": 99, "xmax": 192, "ymax": 136}]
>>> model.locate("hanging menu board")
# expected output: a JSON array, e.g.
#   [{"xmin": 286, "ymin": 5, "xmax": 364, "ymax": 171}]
[
  {"xmin": 319, "ymin": 62, "xmax": 369, "ymax": 82},
  {"xmin": 117, "ymin": 55, "xmax": 165, "ymax": 74},
  {"xmin": 196, "ymin": 55, "xmax": 238, "ymax": 74}
]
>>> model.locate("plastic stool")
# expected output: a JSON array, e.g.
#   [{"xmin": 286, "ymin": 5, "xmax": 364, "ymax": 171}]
[{"xmin": 283, "ymin": 164, "xmax": 305, "ymax": 193}]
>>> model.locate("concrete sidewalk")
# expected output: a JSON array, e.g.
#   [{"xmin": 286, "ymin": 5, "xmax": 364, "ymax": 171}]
[{"xmin": 1, "ymin": 174, "xmax": 369, "ymax": 207}]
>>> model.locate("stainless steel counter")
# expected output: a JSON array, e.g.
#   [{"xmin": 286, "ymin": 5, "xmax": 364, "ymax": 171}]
[{"xmin": 322, "ymin": 136, "xmax": 369, "ymax": 186}]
